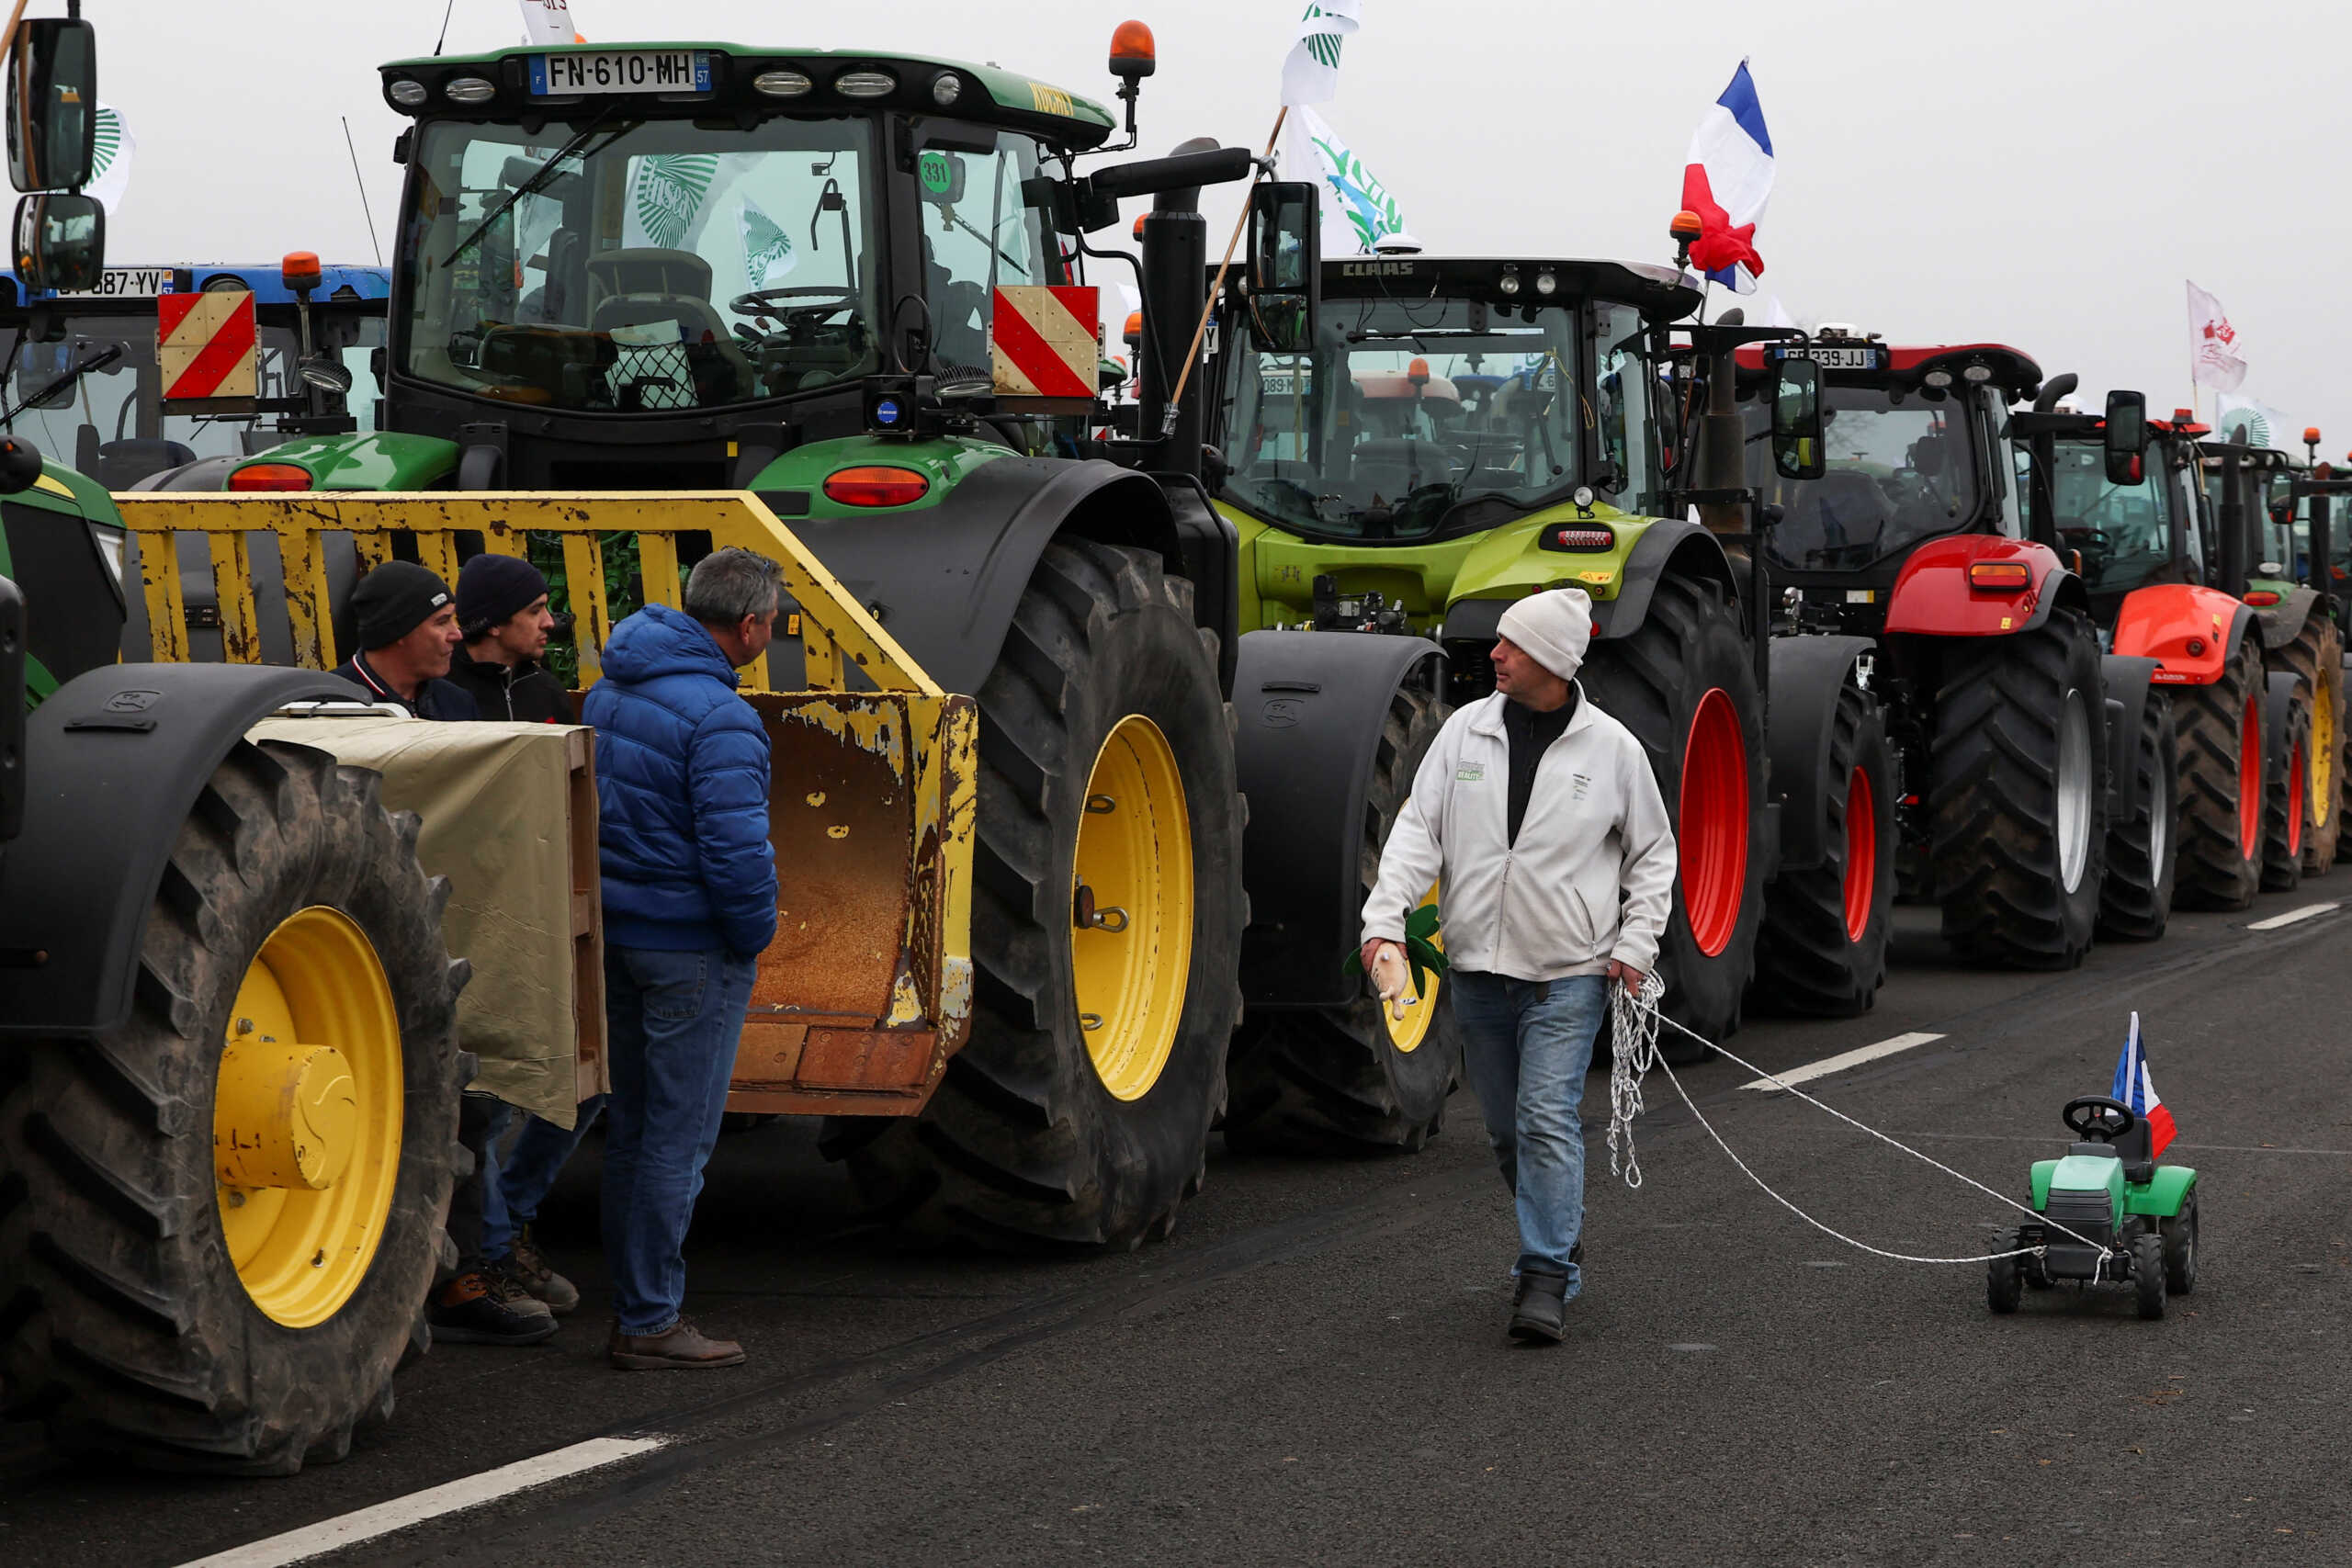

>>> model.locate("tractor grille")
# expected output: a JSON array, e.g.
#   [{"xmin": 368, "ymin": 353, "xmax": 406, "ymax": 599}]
[{"xmin": 2043, "ymin": 1191, "xmax": 2113, "ymax": 1251}]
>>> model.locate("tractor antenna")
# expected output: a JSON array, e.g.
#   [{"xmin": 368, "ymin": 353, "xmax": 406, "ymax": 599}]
[
  {"xmin": 433, "ymin": 0, "xmax": 456, "ymax": 55},
  {"xmin": 342, "ymin": 118, "xmax": 382, "ymax": 266}
]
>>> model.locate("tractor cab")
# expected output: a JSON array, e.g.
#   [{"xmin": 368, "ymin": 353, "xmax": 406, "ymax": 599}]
[
  {"xmin": 2022, "ymin": 410, "xmax": 2220, "ymax": 623},
  {"xmin": 1733, "ymin": 332, "xmax": 2041, "ymax": 623}
]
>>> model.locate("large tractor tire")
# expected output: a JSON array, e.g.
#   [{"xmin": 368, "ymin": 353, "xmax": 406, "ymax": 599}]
[
  {"xmin": 2097, "ymin": 693, "xmax": 2179, "ymax": 942},
  {"xmin": 838, "ymin": 541, "xmax": 1245, "ymax": 1248},
  {"xmin": 2261, "ymin": 680, "xmax": 2311, "ymax": 893},
  {"xmin": 2173, "ymin": 637, "xmax": 2266, "ymax": 910},
  {"xmin": 2268, "ymin": 615, "xmax": 2343, "ymax": 874},
  {"xmin": 1579, "ymin": 574, "xmax": 1768, "ymax": 1061},
  {"xmin": 1226, "ymin": 681, "xmax": 1461, "ymax": 1153},
  {"xmin": 1928, "ymin": 610, "xmax": 2109, "ymax": 969},
  {"xmin": 0, "ymin": 739, "xmax": 466, "ymax": 1475},
  {"xmin": 1752, "ymin": 684, "xmax": 1895, "ymax": 1016}
]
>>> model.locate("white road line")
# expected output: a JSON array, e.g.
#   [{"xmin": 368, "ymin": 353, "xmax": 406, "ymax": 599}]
[
  {"xmin": 2248, "ymin": 901, "xmax": 2340, "ymax": 931},
  {"xmin": 174, "ymin": 1435, "xmax": 668, "ymax": 1568},
  {"xmin": 1739, "ymin": 1032, "xmax": 1946, "ymax": 1093}
]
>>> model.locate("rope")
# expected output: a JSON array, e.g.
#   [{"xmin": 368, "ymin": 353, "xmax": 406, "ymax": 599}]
[{"xmin": 1606, "ymin": 976, "xmax": 2111, "ymax": 1272}]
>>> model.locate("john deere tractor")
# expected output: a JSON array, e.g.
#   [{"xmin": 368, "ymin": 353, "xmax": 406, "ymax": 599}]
[{"xmin": 0, "ymin": 14, "xmax": 471, "ymax": 1473}]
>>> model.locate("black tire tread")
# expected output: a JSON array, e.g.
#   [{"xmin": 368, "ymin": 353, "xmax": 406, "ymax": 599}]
[
  {"xmin": 1752, "ymin": 682, "xmax": 1894, "ymax": 1015},
  {"xmin": 2172, "ymin": 637, "xmax": 2264, "ymax": 910},
  {"xmin": 2267, "ymin": 614, "xmax": 2343, "ymax": 874},
  {"xmin": 2261, "ymin": 683, "xmax": 2312, "ymax": 893},
  {"xmin": 2098, "ymin": 692, "xmax": 2179, "ymax": 942}
]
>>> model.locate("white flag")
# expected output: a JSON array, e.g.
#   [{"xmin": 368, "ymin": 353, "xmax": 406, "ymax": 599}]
[
  {"xmin": 86, "ymin": 102, "xmax": 132, "ymax": 216},
  {"xmin": 1281, "ymin": 1, "xmax": 1362, "ymax": 108},
  {"xmin": 2188, "ymin": 280, "xmax": 2247, "ymax": 392},
  {"xmin": 518, "ymin": 0, "xmax": 578, "ymax": 46},
  {"xmin": 1281, "ymin": 104, "xmax": 1408, "ymax": 255}
]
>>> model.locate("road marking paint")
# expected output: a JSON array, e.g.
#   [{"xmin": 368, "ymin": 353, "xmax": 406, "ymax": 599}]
[
  {"xmin": 175, "ymin": 1435, "xmax": 668, "ymax": 1568},
  {"xmin": 2248, "ymin": 902, "xmax": 2340, "ymax": 931},
  {"xmin": 1738, "ymin": 1032, "xmax": 1946, "ymax": 1092}
]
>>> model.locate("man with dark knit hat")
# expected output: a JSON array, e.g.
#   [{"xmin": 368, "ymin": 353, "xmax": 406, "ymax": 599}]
[
  {"xmin": 1360, "ymin": 586, "xmax": 1676, "ymax": 1345},
  {"xmin": 334, "ymin": 560, "xmax": 479, "ymax": 720},
  {"xmin": 448, "ymin": 553, "xmax": 570, "ymax": 723}
]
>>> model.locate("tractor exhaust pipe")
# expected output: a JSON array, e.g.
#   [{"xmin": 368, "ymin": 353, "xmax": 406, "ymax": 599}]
[{"xmin": 1136, "ymin": 137, "xmax": 1218, "ymax": 479}]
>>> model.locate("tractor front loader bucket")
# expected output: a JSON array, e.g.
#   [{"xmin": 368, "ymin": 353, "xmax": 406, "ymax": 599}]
[{"xmin": 113, "ymin": 492, "xmax": 978, "ymax": 1116}]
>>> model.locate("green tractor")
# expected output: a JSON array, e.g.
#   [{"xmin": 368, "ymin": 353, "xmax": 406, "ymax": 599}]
[{"xmin": 1204, "ymin": 256, "xmax": 1895, "ymax": 1043}]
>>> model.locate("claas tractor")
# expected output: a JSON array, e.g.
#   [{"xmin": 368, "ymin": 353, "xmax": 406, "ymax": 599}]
[
  {"xmin": 0, "ymin": 16, "xmax": 473, "ymax": 1473},
  {"xmin": 1206, "ymin": 255, "xmax": 1896, "ymax": 1046}
]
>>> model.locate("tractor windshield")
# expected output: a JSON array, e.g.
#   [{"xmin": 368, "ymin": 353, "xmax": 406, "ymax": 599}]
[
  {"xmin": 1744, "ymin": 382, "xmax": 1989, "ymax": 573},
  {"xmin": 1217, "ymin": 297, "xmax": 1584, "ymax": 541},
  {"xmin": 399, "ymin": 115, "xmax": 892, "ymax": 412},
  {"xmin": 2041, "ymin": 436, "xmax": 2181, "ymax": 593}
]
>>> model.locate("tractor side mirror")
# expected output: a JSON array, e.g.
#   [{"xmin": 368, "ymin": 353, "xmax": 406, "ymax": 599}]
[
  {"xmin": 13, "ymin": 192, "xmax": 104, "ymax": 292},
  {"xmin": 2104, "ymin": 389, "xmax": 2147, "ymax": 486},
  {"xmin": 6, "ymin": 18, "xmax": 98, "ymax": 194},
  {"xmin": 1770, "ymin": 355, "xmax": 1825, "ymax": 480},
  {"xmin": 1246, "ymin": 180, "xmax": 1320, "ymax": 355}
]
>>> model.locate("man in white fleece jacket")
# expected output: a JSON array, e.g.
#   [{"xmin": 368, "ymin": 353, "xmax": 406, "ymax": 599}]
[{"xmin": 1360, "ymin": 586, "xmax": 1676, "ymax": 1343}]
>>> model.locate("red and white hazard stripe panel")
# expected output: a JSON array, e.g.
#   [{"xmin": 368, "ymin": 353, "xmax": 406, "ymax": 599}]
[
  {"xmin": 157, "ymin": 288, "xmax": 259, "ymax": 400},
  {"xmin": 989, "ymin": 285, "xmax": 1100, "ymax": 399}
]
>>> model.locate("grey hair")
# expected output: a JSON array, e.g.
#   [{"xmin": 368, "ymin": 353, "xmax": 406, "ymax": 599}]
[{"xmin": 683, "ymin": 547, "xmax": 784, "ymax": 627}]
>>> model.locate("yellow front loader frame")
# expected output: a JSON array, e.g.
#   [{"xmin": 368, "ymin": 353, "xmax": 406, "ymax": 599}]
[{"xmin": 115, "ymin": 492, "xmax": 978, "ymax": 1116}]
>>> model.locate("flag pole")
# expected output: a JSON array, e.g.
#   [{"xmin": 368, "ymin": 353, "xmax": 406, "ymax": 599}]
[{"xmin": 1161, "ymin": 106, "xmax": 1288, "ymax": 434}]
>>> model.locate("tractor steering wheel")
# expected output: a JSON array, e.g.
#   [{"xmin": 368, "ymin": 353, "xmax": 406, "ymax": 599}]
[
  {"xmin": 2062, "ymin": 1095, "xmax": 2139, "ymax": 1143},
  {"xmin": 730, "ymin": 288, "xmax": 861, "ymax": 327}
]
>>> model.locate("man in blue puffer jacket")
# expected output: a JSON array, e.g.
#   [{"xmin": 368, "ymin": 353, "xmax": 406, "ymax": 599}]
[{"xmin": 583, "ymin": 547, "xmax": 783, "ymax": 1371}]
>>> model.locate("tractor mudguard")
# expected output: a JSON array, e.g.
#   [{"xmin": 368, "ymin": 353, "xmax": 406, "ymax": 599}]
[
  {"xmin": 1233, "ymin": 629, "xmax": 1443, "ymax": 1010},
  {"xmin": 2123, "ymin": 1165, "xmax": 2196, "ymax": 1218},
  {"xmin": 2100, "ymin": 654, "xmax": 2162, "ymax": 824},
  {"xmin": 1765, "ymin": 634, "xmax": 1878, "ymax": 873},
  {"xmin": 2250, "ymin": 584, "xmax": 2319, "ymax": 651},
  {"xmin": 2030, "ymin": 1158, "xmax": 2056, "ymax": 1211},
  {"xmin": 0, "ymin": 662, "xmax": 357, "ymax": 1039},
  {"xmin": 1882, "ymin": 536, "xmax": 2085, "ymax": 637},
  {"xmin": 785, "ymin": 455, "xmax": 1201, "ymax": 699},
  {"xmin": 2110, "ymin": 584, "xmax": 2257, "ymax": 684},
  {"xmin": 1436, "ymin": 517, "xmax": 1737, "ymax": 649}
]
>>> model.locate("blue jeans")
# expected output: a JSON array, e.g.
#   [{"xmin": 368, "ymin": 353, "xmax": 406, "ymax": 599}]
[
  {"xmin": 602, "ymin": 945, "xmax": 756, "ymax": 1336},
  {"xmin": 483, "ymin": 1095, "xmax": 607, "ymax": 1265},
  {"xmin": 1450, "ymin": 971, "xmax": 1608, "ymax": 1294}
]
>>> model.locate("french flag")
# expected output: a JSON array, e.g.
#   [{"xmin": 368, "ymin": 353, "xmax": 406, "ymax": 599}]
[
  {"xmin": 2110, "ymin": 1011, "xmax": 2177, "ymax": 1156},
  {"xmin": 1680, "ymin": 60, "xmax": 1774, "ymax": 295}
]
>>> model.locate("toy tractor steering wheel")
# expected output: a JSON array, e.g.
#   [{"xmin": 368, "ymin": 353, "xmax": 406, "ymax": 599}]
[
  {"xmin": 2062, "ymin": 1095, "xmax": 2139, "ymax": 1143},
  {"xmin": 730, "ymin": 288, "xmax": 861, "ymax": 330}
]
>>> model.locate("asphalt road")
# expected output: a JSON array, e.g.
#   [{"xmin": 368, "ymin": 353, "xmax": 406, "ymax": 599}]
[{"xmin": 6, "ymin": 886, "xmax": 2350, "ymax": 1567}]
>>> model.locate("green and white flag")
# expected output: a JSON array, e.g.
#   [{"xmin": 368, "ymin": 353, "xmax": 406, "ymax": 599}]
[
  {"xmin": 623, "ymin": 153, "xmax": 718, "ymax": 250},
  {"xmin": 2213, "ymin": 392, "xmax": 2297, "ymax": 454},
  {"xmin": 1282, "ymin": 103, "xmax": 1408, "ymax": 254},
  {"xmin": 88, "ymin": 102, "xmax": 132, "ymax": 215},
  {"xmin": 1282, "ymin": 0, "xmax": 1362, "ymax": 107},
  {"xmin": 738, "ymin": 198, "xmax": 796, "ymax": 289}
]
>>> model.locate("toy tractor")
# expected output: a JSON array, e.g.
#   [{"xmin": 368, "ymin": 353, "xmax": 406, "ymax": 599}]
[{"xmin": 1988, "ymin": 1096, "xmax": 2198, "ymax": 1319}]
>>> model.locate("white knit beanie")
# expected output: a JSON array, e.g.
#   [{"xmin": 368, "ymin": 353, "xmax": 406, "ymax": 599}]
[{"xmin": 1495, "ymin": 588, "xmax": 1594, "ymax": 682}]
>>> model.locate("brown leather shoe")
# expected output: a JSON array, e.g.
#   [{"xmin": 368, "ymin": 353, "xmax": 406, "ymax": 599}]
[{"xmin": 608, "ymin": 1318, "xmax": 745, "ymax": 1370}]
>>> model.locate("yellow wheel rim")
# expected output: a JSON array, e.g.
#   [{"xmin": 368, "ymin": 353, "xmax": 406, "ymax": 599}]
[
  {"xmin": 2311, "ymin": 676, "xmax": 2336, "ymax": 829},
  {"xmin": 213, "ymin": 907, "xmax": 403, "ymax": 1328},
  {"xmin": 1384, "ymin": 882, "xmax": 1442, "ymax": 1054},
  {"xmin": 1071, "ymin": 716, "xmax": 1193, "ymax": 1100}
]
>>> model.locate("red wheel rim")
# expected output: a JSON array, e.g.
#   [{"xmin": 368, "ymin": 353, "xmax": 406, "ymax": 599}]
[
  {"xmin": 1841, "ymin": 763, "xmax": 1877, "ymax": 943},
  {"xmin": 1679, "ymin": 688, "xmax": 1749, "ymax": 958},
  {"xmin": 2290, "ymin": 741, "xmax": 2307, "ymax": 858},
  {"xmin": 2238, "ymin": 697, "xmax": 2261, "ymax": 861}
]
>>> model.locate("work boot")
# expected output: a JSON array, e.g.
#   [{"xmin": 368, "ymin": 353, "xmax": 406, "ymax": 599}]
[
  {"xmin": 430, "ymin": 1270, "xmax": 557, "ymax": 1347},
  {"xmin": 609, "ymin": 1318, "xmax": 746, "ymax": 1371},
  {"xmin": 1508, "ymin": 1271, "xmax": 1569, "ymax": 1344},
  {"xmin": 502, "ymin": 1226, "xmax": 581, "ymax": 1316}
]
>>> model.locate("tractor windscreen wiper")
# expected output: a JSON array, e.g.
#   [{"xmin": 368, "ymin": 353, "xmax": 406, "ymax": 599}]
[
  {"xmin": 440, "ymin": 106, "xmax": 621, "ymax": 269},
  {"xmin": 0, "ymin": 341, "xmax": 123, "ymax": 428}
]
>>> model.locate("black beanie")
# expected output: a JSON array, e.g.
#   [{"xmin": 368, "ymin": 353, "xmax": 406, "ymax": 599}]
[
  {"xmin": 352, "ymin": 560, "xmax": 454, "ymax": 650},
  {"xmin": 458, "ymin": 553, "xmax": 550, "ymax": 638}
]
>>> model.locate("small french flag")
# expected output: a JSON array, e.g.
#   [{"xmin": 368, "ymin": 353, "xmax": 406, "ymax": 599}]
[
  {"xmin": 1679, "ymin": 60, "xmax": 1774, "ymax": 295},
  {"xmin": 2110, "ymin": 1011, "xmax": 2177, "ymax": 1156}
]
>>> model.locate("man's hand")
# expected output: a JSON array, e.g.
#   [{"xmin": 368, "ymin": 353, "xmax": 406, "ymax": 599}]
[{"xmin": 1607, "ymin": 958, "xmax": 1647, "ymax": 993}]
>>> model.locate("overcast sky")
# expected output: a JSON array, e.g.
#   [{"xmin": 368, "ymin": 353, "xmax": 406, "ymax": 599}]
[{"xmin": 96, "ymin": 0, "xmax": 2352, "ymax": 449}]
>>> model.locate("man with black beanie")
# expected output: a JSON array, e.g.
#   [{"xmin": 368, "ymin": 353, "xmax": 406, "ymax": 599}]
[
  {"xmin": 448, "ymin": 553, "xmax": 571, "ymax": 723},
  {"xmin": 334, "ymin": 560, "xmax": 479, "ymax": 720}
]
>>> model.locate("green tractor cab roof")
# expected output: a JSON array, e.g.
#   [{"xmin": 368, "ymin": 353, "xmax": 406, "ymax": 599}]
[
  {"xmin": 378, "ymin": 43, "xmax": 1116, "ymax": 146},
  {"xmin": 1317, "ymin": 255, "xmax": 1702, "ymax": 321}
]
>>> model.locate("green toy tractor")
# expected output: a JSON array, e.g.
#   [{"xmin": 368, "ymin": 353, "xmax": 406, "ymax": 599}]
[{"xmin": 1989, "ymin": 1095, "xmax": 2198, "ymax": 1320}]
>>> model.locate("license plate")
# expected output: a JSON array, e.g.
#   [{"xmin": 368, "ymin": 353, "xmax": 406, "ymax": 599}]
[
  {"xmin": 527, "ymin": 50, "xmax": 711, "ymax": 96},
  {"xmin": 1783, "ymin": 344, "xmax": 1882, "ymax": 370},
  {"xmin": 61, "ymin": 266, "xmax": 175, "ymax": 298}
]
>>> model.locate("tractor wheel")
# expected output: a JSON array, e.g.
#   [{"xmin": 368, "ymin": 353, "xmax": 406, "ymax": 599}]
[
  {"xmin": 2097, "ymin": 692, "xmax": 2180, "ymax": 942},
  {"xmin": 1225, "ymin": 680, "xmax": 1460, "ymax": 1154},
  {"xmin": 2132, "ymin": 1232, "xmax": 2168, "ymax": 1320},
  {"xmin": 1579, "ymin": 574, "xmax": 1767, "ymax": 1061},
  {"xmin": 839, "ymin": 542, "xmax": 1244, "ymax": 1248},
  {"xmin": 1751, "ymin": 683, "xmax": 1894, "ymax": 1016},
  {"xmin": 1986, "ymin": 1229, "xmax": 2022, "ymax": 1314},
  {"xmin": 2162, "ymin": 1192, "xmax": 2198, "ymax": 1294},
  {"xmin": 2173, "ymin": 637, "xmax": 2266, "ymax": 909},
  {"xmin": 1929, "ymin": 610, "xmax": 2109, "ymax": 969},
  {"xmin": 0, "ymin": 740, "xmax": 466, "ymax": 1474},
  {"xmin": 2269, "ymin": 615, "xmax": 2343, "ymax": 874},
  {"xmin": 2261, "ymin": 682, "xmax": 2311, "ymax": 893}
]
